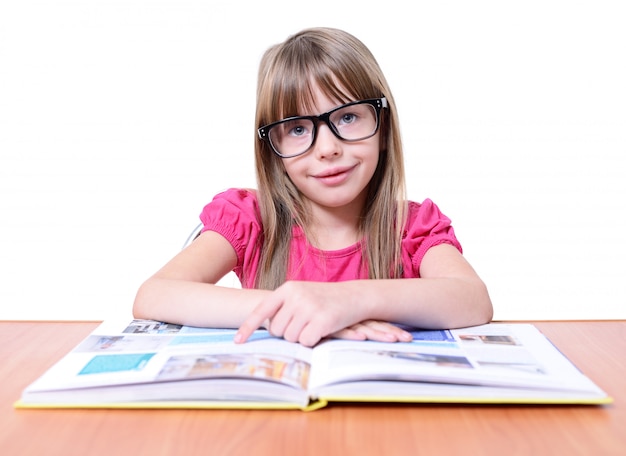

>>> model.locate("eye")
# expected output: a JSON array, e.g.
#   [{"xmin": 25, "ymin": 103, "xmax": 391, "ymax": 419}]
[
  {"xmin": 339, "ymin": 112, "xmax": 357, "ymax": 125},
  {"xmin": 332, "ymin": 103, "xmax": 371, "ymax": 127},
  {"xmin": 288, "ymin": 123, "xmax": 309, "ymax": 137},
  {"xmin": 279, "ymin": 118, "xmax": 313, "ymax": 138}
]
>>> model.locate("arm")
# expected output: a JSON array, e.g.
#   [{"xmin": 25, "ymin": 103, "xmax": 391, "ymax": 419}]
[
  {"xmin": 133, "ymin": 230, "xmax": 271, "ymax": 328},
  {"xmin": 235, "ymin": 243, "xmax": 493, "ymax": 346},
  {"xmin": 368, "ymin": 243, "xmax": 493, "ymax": 329}
]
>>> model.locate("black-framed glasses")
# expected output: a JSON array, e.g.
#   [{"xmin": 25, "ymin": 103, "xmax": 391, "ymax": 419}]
[{"xmin": 258, "ymin": 97, "xmax": 387, "ymax": 158}]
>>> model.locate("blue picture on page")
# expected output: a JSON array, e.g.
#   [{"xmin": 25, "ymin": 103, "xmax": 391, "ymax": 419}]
[{"xmin": 79, "ymin": 353, "xmax": 155, "ymax": 375}]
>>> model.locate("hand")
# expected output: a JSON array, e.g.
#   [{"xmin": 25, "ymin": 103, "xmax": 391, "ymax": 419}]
[
  {"xmin": 235, "ymin": 281, "xmax": 370, "ymax": 347},
  {"xmin": 331, "ymin": 320, "xmax": 413, "ymax": 343}
]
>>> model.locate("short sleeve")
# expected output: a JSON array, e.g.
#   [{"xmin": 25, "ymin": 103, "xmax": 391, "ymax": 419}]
[
  {"xmin": 400, "ymin": 199, "xmax": 462, "ymax": 278},
  {"xmin": 199, "ymin": 188, "xmax": 263, "ymax": 284}
]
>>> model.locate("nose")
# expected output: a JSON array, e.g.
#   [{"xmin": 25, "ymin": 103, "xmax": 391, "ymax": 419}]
[{"xmin": 313, "ymin": 123, "xmax": 342, "ymax": 160}]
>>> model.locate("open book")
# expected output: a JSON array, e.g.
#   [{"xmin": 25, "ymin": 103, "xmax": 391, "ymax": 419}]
[{"xmin": 15, "ymin": 320, "xmax": 611, "ymax": 411}]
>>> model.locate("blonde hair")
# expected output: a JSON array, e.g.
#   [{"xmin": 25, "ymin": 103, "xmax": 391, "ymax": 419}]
[{"xmin": 252, "ymin": 27, "xmax": 407, "ymax": 289}]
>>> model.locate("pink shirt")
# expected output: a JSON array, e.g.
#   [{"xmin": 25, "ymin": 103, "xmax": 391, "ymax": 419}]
[{"xmin": 200, "ymin": 188, "xmax": 462, "ymax": 288}]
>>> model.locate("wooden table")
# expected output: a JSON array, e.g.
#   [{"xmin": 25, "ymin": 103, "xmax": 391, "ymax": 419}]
[{"xmin": 1, "ymin": 321, "xmax": 624, "ymax": 455}]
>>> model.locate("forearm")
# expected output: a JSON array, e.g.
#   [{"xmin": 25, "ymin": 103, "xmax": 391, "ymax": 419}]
[
  {"xmin": 133, "ymin": 277, "xmax": 271, "ymax": 328},
  {"xmin": 353, "ymin": 277, "xmax": 493, "ymax": 329}
]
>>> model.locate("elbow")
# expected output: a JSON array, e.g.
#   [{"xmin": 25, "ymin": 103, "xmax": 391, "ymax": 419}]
[
  {"xmin": 449, "ymin": 279, "xmax": 492, "ymax": 329},
  {"xmin": 474, "ymin": 280, "xmax": 494, "ymax": 325},
  {"xmin": 132, "ymin": 281, "xmax": 151, "ymax": 320}
]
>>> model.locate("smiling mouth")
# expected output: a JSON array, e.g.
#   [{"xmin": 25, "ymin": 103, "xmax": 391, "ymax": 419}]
[
  {"xmin": 313, "ymin": 165, "xmax": 357, "ymax": 185},
  {"xmin": 315, "ymin": 165, "xmax": 356, "ymax": 179}
]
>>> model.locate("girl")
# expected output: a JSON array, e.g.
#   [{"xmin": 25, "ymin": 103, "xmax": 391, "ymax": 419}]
[{"xmin": 133, "ymin": 27, "xmax": 493, "ymax": 347}]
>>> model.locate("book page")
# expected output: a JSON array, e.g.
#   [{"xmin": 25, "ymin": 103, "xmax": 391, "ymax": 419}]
[
  {"xmin": 23, "ymin": 320, "xmax": 313, "ymax": 405},
  {"xmin": 308, "ymin": 323, "xmax": 605, "ymax": 397}
]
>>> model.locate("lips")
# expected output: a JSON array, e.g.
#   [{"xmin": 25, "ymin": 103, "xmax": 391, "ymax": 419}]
[
  {"xmin": 312, "ymin": 164, "xmax": 357, "ymax": 185},
  {"xmin": 314, "ymin": 165, "xmax": 356, "ymax": 179}
]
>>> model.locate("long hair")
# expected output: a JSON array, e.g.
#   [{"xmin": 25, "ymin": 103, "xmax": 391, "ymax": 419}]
[{"xmin": 253, "ymin": 27, "xmax": 407, "ymax": 289}]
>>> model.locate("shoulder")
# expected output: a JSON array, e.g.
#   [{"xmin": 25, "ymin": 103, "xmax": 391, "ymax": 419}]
[
  {"xmin": 400, "ymin": 198, "xmax": 463, "ymax": 276},
  {"xmin": 203, "ymin": 188, "xmax": 259, "ymax": 214},
  {"xmin": 405, "ymin": 198, "xmax": 454, "ymax": 234},
  {"xmin": 198, "ymin": 188, "xmax": 263, "ymax": 269},
  {"xmin": 199, "ymin": 188, "xmax": 261, "ymax": 230},
  {"xmin": 212, "ymin": 187, "xmax": 258, "ymax": 205}
]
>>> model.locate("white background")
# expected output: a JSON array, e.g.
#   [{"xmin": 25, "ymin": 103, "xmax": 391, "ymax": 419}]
[{"xmin": 1, "ymin": 0, "xmax": 624, "ymax": 321}]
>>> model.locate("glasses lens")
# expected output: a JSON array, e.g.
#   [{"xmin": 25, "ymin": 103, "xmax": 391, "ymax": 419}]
[
  {"xmin": 268, "ymin": 118, "xmax": 314, "ymax": 157},
  {"xmin": 330, "ymin": 103, "xmax": 378, "ymax": 141}
]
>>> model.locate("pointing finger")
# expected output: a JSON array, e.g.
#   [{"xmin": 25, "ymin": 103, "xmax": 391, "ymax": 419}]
[{"xmin": 234, "ymin": 298, "xmax": 282, "ymax": 344}]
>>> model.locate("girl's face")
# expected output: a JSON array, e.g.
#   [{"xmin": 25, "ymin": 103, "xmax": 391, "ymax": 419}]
[{"xmin": 281, "ymin": 85, "xmax": 381, "ymax": 220}]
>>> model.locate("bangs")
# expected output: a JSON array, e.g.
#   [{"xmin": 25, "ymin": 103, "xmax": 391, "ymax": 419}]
[
  {"xmin": 259, "ymin": 36, "xmax": 382, "ymax": 125},
  {"xmin": 269, "ymin": 66, "xmax": 353, "ymax": 121}
]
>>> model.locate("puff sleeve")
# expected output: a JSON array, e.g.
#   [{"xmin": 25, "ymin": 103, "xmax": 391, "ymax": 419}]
[
  {"xmin": 400, "ymin": 199, "xmax": 462, "ymax": 278},
  {"xmin": 199, "ymin": 188, "xmax": 263, "ymax": 287}
]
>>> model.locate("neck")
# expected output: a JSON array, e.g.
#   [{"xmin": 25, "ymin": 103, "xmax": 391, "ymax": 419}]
[{"xmin": 305, "ymin": 199, "xmax": 365, "ymax": 251}]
